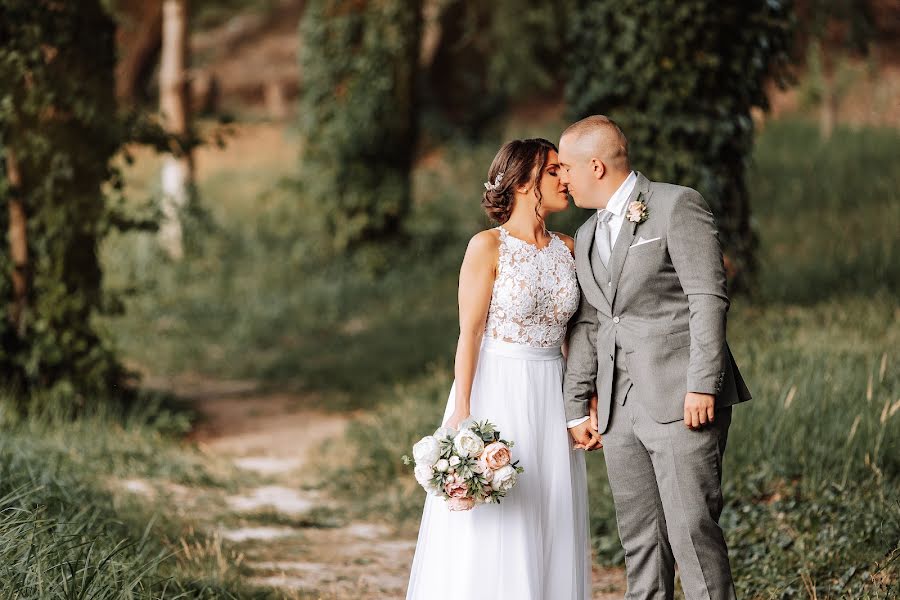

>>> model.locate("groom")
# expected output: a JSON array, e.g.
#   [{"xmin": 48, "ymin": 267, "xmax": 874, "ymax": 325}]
[{"xmin": 559, "ymin": 115, "xmax": 751, "ymax": 600}]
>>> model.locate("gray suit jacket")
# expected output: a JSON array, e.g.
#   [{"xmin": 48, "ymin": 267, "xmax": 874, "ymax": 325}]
[{"xmin": 564, "ymin": 172, "xmax": 751, "ymax": 431}]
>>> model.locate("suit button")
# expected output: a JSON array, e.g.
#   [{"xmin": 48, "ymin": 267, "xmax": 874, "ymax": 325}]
[{"xmin": 613, "ymin": 316, "xmax": 620, "ymax": 324}]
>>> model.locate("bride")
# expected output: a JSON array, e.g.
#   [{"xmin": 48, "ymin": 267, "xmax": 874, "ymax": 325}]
[{"xmin": 406, "ymin": 138, "xmax": 595, "ymax": 599}]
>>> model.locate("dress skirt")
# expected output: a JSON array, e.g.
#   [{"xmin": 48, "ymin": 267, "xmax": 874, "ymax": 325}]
[{"xmin": 406, "ymin": 338, "xmax": 591, "ymax": 600}]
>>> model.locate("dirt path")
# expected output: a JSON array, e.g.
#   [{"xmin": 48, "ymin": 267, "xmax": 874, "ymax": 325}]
[{"xmin": 165, "ymin": 376, "xmax": 625, "ymax": 599}]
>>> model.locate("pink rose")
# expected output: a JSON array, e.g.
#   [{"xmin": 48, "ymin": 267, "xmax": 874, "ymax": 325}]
[
  {"xmin": 444, "ymin": 474, "xmax": 468, "ymax": 498},
  {"xmin": 627, "ymin": 200, "xmax": 647, "ymax": 223},
  {"xmin": 482, "ymin": 442, "xmax": 511, "ymax": 470},
  {"xmin": 447, "ymin": 496, "xmax": 475, "ymax": 511}
]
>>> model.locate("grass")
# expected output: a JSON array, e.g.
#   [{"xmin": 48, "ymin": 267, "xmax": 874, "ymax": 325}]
[{"xmin": 0, "ymin": 393, "xmax": 271, "ymax": 598}]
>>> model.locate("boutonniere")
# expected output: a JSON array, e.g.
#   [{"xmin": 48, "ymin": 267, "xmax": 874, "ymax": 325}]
[{"xmin": 627, "ymin": 196, "xmax": 649, "ymax": 224}]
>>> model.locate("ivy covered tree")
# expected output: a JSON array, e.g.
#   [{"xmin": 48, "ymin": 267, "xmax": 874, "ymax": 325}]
[
  {"xmin": 566, "ymin": 0, "xmax": 795, "ymax": 287},
  {"xmin": 0, "ymin": 0, "xmax": 155, "ymax": 401},
  {"xmin": 298, "ymin": 0, "xmax": 422, "ymax": 262}
]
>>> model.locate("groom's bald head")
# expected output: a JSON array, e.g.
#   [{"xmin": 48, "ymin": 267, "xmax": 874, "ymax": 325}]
[{"xmin": 561, "ymin": 115, "xmax": 630, "ymax": 173}]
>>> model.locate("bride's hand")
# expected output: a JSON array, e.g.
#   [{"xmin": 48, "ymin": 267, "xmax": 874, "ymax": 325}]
[{"xmin": 444, "ymin": 410, "xmax": 470, "ymax": 430}]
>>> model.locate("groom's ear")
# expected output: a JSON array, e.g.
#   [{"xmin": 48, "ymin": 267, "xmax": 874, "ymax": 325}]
[{"xmin": 590, "ymin": 158, "xmax": 606, "ymax": 180}]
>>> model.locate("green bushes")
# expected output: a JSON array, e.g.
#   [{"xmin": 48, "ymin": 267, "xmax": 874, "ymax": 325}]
[{"xmin": 298, "ymin": 0, "xmax": 422, "ymax": 263}]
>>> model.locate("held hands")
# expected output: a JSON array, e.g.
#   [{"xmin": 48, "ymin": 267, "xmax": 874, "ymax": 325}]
[
  {"xmin": 684, "ymin": 392, "xmax": 715, "ymax": 429},
  {"xmin": 571, "ymin": 394, "xmax": 602, "ymax": 451}
]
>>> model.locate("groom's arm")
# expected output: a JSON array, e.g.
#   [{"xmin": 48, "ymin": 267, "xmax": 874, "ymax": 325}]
[
  {"xmin": 667, "ymin": 189, "xmax": 729, "ymax": 398},
  {"xmin": 563, "ymin": 287, "xmax": 599, "ymax": 422}
]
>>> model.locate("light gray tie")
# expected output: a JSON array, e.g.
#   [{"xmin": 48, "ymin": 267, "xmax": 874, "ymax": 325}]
[{"xmin": 595, "ymin": 209, "xmax": 613, "ymax": 267}]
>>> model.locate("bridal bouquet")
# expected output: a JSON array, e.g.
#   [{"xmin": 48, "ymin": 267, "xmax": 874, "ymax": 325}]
[{"xmin": 402, "ymin": 419, "xmax": 523, "ymax": 511}]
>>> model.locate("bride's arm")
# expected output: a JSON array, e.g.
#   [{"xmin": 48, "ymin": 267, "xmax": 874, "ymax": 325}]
[{"xmin": 445, "ymin": 231, "xmax": 498, "ymax": 429}]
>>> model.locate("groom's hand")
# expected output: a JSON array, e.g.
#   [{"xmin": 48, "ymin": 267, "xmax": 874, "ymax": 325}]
[
  {"xmin": 684, "ymin": 392, "xmax": 715, "ymax": 429},
  {"xmin": 570, "ymin": 420, "xmax": 602, "ymax": 450}
]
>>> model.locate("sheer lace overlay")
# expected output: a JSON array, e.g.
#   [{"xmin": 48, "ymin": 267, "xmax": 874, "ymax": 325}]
[{"xmin": 484, "ymin": 227, "xmax": 579, "ymax": 348}]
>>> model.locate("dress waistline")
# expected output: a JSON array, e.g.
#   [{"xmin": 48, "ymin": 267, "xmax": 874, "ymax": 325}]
[{"xmin": 481, "ymin": 338, "xmax": 563, "ymax": 361}]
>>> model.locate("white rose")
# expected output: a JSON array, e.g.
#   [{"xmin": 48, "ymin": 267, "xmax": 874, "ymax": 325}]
[
  {"xmin": 490, "ymin": 465, "xmax": 518, "ymax": 492},
  {"xmin": 453, "ymin": 428, "xmax": 485, "ymax": 458},
  {"xmin": 433, "ymin": 426, "xmax": 456, "ymax": 440},
  {"xmin": 413, "ymin": 463, "xmax": 435, "ymax": 489},
  {"xmin": 448, "ymin": 455, "xmax": 461, "ymax": 467},
  {"xmin": 412, "ymin": 436, "xmax": 441, "ymax": 466},
  {"xmin": 434, "ymin": 458, "xmax": 450, "ymax": 472}
]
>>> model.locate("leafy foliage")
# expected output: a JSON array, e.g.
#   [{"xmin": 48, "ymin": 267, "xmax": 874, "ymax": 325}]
[
  {"xmin": 298, "ymin": 0, "xmax": 422, "ymax": 266},
  {"xmin": 0, "ymin": 1, "xmax": 163, "ymax": 402},
  {"xmin": 566, "ymin": 0, "xmax": 795, "ymax": 287},
  {"xmin": 421, "ymin": 0, "xmax": 572, "ymax": 138}
]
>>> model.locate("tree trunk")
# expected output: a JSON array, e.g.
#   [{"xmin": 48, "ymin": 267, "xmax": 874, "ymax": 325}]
[
  {"xmin": 5, "ymin": 148, "xmax": 28, "ymax": 334},
  {"xmin": 115, "ymin": 0, "xmax": 163, "ymax": 106},
  {"xmin": 158, "ymin": 0, "xmax": 192, "ymax": 260}
]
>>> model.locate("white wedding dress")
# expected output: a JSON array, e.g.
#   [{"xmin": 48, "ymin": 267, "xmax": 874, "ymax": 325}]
[{"xmin": 406, "ymin": 226, "xmax": 591, "ymax": 600}]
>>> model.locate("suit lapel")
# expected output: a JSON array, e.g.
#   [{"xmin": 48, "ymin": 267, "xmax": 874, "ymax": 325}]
[
  {"xmin": 574, "ymin": 214, "xmax": 608, "ymax": 311},
  {"xmin": 609, "ymin": 173, "xmax": 652, "ymax": 307}
]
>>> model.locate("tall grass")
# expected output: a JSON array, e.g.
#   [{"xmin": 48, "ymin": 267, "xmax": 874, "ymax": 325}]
[{"xmin": 0, "ymin": 393, "xmax": 266, "ymax": 598}]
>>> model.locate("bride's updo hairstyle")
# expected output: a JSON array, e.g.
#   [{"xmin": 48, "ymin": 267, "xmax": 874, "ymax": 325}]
[{"xmin": 481, "ymin": 138, "xmax": 558, "ymax": 224}]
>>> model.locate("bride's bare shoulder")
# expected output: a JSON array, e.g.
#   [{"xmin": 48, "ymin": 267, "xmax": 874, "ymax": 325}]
[{"xmin": 463, "ymin": 229, "xmax": 501, "ymax": 268}]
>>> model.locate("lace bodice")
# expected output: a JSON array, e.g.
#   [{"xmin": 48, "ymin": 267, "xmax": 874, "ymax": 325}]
[{"xmin": 484, "ymin": 226, "xmax": 579, "ymax": 348}]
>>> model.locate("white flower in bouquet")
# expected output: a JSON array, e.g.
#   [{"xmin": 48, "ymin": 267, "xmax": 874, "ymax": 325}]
[
  {"xmin": 490, "ymin": 464, "xmax": 518, "ymax": 492},
  {"xmin": 453, "ymin": 428, "xmax": 485, "ymax": 458},
  {"xmin": 448, "ymin": 455, "xmax": 461, "ymax": 467},
  {"xmin": 414, "ymin": 463, "xmax": 435, "ymax": 488},
  {"xmin": 412, "ymin": 436, "xmax": 441, "ymax": 466},
  {"xmin": 433, "ymin": 426, "xmax": 456, "ymax": 440},
  {"xmin": 434, "ymin": 458, "xmax": 450, "ymax": 472}
]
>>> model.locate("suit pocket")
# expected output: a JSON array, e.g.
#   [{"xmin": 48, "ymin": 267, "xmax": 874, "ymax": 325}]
[
  {"xmin": 665, "ymin": 330, "xmax": 691, "ymax": 350},
  {"xmin": 627, "ymin": 238, "xmax": 662, "ymax": 255}
]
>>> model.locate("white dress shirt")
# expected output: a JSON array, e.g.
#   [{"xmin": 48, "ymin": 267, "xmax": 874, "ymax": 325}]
[{"xmin": 567, "ymin": 171, "xmax": 637, "ymax": 430}]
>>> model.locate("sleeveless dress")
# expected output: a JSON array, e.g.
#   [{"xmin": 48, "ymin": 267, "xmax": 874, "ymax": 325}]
[{"xmin": 406, "ymin": 226, "xmax": 591, "ymax": 600}]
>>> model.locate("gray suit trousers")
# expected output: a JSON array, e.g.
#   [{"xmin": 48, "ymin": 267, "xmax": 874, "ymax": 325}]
[{"xmin": 604, "ymin": 371, "xmax": 736, "ymax": 600}]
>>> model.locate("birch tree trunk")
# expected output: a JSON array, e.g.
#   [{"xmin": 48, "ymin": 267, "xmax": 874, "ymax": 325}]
[
  {"xmin": 158, "ymin": 0, "xmax": 192, "ymax": 260},
  {"xmin": 5, "ymin": 148, "xmax": 27, "ymax": 334}
]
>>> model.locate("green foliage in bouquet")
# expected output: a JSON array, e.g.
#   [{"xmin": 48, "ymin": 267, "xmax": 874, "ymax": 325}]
[
  {"xmin": 0, "ymin": 0, "xmax": 163, "ymax": 403},
  {"xmin": 298, "ymin": 0, "xmax": 422, "ymax": 269},
  {"xmin": 565, "ymin": 0, "xmax": 795, "ymax": 288},
  {"xmin": 402, "ymin": 419, "xmax": 523, "ymax": 505}
]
